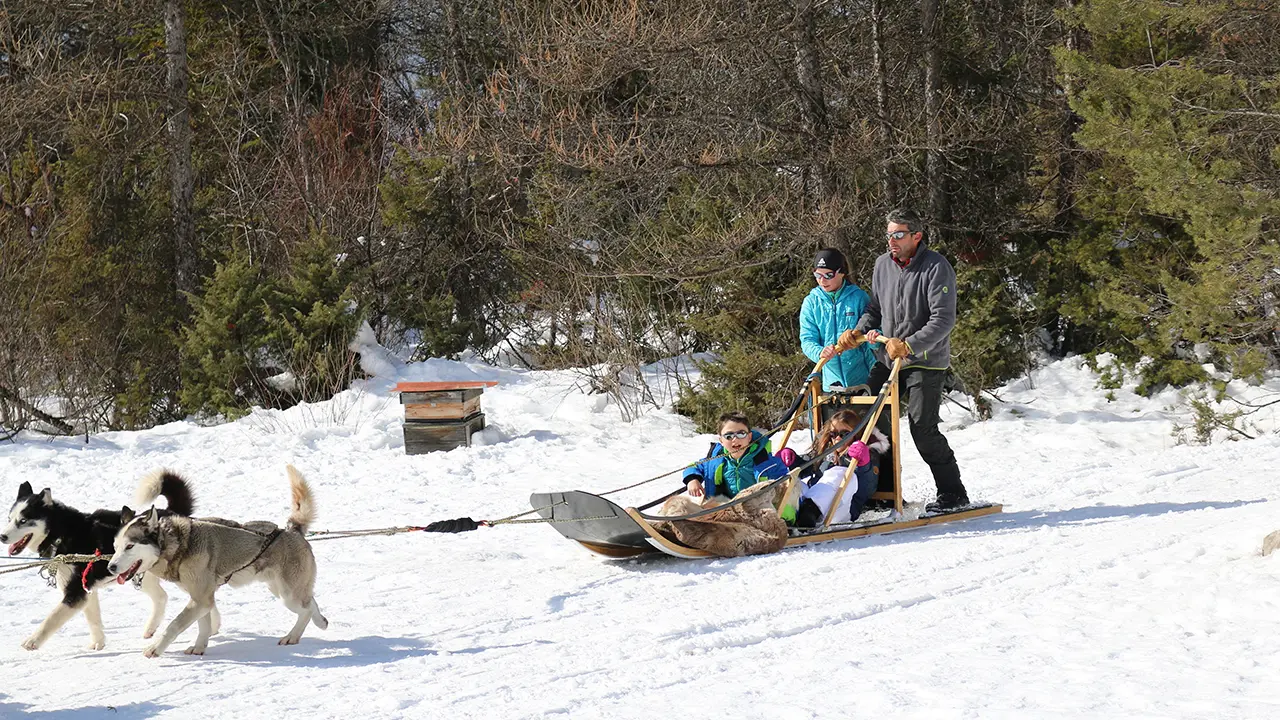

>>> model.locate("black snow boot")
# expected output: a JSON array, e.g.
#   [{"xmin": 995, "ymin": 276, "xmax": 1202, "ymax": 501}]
[
  {"xmin": 795, "ymin": 498, "xmax": 823, "ymax": 528},
  {"xmin": 925, "ymin": 493, "xmax": 970, "ymax": 514},
  {"xmin": 929, "ymin": 460, "xmax": 967, "ymax": 508}
]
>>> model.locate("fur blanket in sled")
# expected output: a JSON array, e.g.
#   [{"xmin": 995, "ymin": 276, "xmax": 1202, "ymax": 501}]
[{"xmin": 653, "ymin": 481, "xmax": 788, "ymax": 557}]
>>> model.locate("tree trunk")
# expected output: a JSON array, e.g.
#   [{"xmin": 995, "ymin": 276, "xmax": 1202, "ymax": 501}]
[
  {"xmin": 871, "ymin": 0, "xmax": 896, "ymax": 205},
  {"xmin": 793, "ymin": 0, "xmax": 831, "ymax": 209},
  {"xmin": 1055, "ymin": 0, "xmax": 1082, "ymax": 229},
  {"xmin": 166, "ymin": 0, "xmax": 196, "ymax": 305},
  {"xmin": 922, "ymin": 0, "xmax": 948, "ymax": 236},
  {"xmin": 443, "ymin": 0, "xmax": 469, "ymax": 88},
  {"xmin": 0, "ymin": 383, "xmax": 75, "ymax": 435},
  {"xmin": 1051, "ymin": 0, "xmax": 1086, "ymax": 356}
]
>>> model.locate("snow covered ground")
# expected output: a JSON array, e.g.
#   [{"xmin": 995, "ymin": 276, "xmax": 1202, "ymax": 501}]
[{"xmin": 2, "ymin": 353, "xmax": 1280, "ymax": 719}]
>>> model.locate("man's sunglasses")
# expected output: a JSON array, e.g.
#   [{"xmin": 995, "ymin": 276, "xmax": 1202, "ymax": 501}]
[
  {"xmin": 813, "ymin": 270, "xmax": 838, "ymax": 281},
  {"xmin": 720, "ymin": 430, "xmax": 751, "ymax": 441},
  {"xmin": 886, "ymin": 230, "xmax": 914, "ymax": 240}
]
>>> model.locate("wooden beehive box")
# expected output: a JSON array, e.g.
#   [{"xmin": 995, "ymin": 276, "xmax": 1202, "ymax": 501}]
[{"xmin": 394, "ymin": 381, "xmax": 498, "ymax": 454}]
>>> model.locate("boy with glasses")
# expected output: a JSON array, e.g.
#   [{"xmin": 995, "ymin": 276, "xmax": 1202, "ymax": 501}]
[
  {"xmin": 683, "ymin": 412, "xmax": 789, "ymax": 503},
  {"xmin": 799, "ymin": 248, "xmax": 876, "ymax": 392}
]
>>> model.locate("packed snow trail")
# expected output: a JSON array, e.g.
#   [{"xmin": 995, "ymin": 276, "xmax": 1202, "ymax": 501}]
[{"xmin": 2, "ymin": 356, "xmax": 1279, "ymax": 719}]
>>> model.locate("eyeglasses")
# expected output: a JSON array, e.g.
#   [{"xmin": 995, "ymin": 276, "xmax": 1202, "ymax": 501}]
[
  {"xmin": 720, "ymin": 430, "xmax": 751, "ymax": 441},
  {"xmin": 886, "ymin": 230, "xmax": 913, "ymax": 241},
  {"xmin": 813, "ymin": 270, "xmax": 838, "ymax": 281}
]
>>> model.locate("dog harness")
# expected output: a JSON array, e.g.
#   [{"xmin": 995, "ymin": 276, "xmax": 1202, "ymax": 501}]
[{"xmin": 221, "ymin": 528, "xmax": 283, "ymax": 586}]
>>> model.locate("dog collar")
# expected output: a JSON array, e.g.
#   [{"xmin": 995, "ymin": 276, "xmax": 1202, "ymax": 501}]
[{"xmin": 37, "ymin": 537, "xmax": 61, "ymax": 559}]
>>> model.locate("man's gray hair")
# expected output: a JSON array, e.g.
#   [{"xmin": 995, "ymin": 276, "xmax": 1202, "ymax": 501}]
[{"xmin": 886, "ymin": 208, "xmax": 926, "ymax": 234}]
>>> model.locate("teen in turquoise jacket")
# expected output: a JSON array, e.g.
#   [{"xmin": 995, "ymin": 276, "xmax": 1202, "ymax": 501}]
[{"xmin": 800, "ymin": 248, "xmax": 876, "ymax": 390}]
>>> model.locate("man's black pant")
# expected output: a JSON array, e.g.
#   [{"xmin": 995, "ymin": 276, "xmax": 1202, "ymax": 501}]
[{"xmin": 867, "ymin": 362, "xmax": 967, "ymax": 500}]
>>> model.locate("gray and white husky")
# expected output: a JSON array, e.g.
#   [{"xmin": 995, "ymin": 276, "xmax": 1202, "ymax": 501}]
[{"xmin": 107, "ymin": 465, "xmax": 328, "ymax": 657}]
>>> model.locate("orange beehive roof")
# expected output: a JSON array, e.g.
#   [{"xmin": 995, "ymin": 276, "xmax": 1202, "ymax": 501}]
[{"xmin": 393, "ymin": 381, "xmax": 499, "ymax": 392}]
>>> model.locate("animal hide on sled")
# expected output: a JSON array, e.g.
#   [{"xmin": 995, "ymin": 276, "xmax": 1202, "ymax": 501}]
[{"xmin": 654, "ymin": 482, "xmax": 787, "ymax": 557}]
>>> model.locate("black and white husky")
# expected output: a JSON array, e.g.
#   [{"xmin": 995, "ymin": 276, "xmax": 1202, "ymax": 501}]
[{"xmin": 0, "ymin": 471, "xmax": 217, "ymax": 650}]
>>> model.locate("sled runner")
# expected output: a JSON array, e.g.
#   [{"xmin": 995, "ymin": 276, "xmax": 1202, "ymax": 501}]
[
  {"xmin": 531, "ymin": 488, "xmax": 1000, "ymax": 558},
  {"xmin": 532, "ymin": 349, "xmax": 1003, "ymax": 559}
]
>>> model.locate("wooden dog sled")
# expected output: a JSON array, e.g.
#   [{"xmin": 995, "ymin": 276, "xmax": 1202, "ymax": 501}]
[{"xmin": 532, "ymin": 348, "xmax": 1002, "ymax": 559}]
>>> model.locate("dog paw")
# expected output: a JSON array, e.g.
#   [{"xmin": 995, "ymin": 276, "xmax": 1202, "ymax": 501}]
[
  {"xmin": 278, "ymin": 636, "xmax": 300, "ymax": 646},
  {"xmin": 183, "ymin": 646, "xmax": 205, "ymax": 656},
  {"xmin": 143, "ymin": 644, "xmax": 163, "ymax": 658},
  {"xmin": 142, "ymin": 630, "xmax": 156, "ymax": 639},
  {"xmin": 21, "ymin": 637, "xmax": 40, "ymax": 651},
  {"xmin": 87, "ymin": 640, "xmax": 106, "ymax": 651}
]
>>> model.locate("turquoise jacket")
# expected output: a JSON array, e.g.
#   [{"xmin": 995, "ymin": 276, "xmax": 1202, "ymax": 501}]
[
  {"xmin": 799, "ymin": 283, "xmax": 876, "ymax": 390},
  {"xmin": 682, "ymin": 430, "xmax": 788, "ymax": 499}
]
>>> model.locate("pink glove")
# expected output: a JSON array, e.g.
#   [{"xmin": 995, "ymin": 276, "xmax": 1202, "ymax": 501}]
[
  {"xmin": 776, "ymin": 448, "xmax": 799, "ymax": 468},
  {"xmin": 846, "ymin": 441, "xmax": 870, "ymax": 467}
]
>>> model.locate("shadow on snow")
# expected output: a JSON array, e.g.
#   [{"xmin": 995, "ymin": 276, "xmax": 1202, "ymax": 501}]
[
  {"xmin": 0, "ymin": 695, "xmax": 170, "ymax": 719},
  {"xmin": 606, "ymin": 499, "xmax": 1265, "ymax": 574}
]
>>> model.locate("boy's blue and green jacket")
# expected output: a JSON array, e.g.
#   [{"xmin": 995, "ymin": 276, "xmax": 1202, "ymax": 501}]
[{"xmin": 682, "ymin": 430, "xmax": 789, "ymax": 499}]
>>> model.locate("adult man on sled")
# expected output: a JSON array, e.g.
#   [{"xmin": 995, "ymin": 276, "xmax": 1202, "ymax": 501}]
[{"xmin": 856, "ymin": 208, "xmax": 970, "ymax": 513}]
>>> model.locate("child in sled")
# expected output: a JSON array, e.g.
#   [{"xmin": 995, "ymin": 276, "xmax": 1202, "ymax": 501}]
[
  {"xmin": 653, "ymin": 411, "xmax": 790, "ymax": 556},
  {"xmin": 683, "ymin": 411, "xmax": 789, "ymax": 502},
  {"xmin": 776, "ymin": 408, "xmax": 890, "ymax": 527}
]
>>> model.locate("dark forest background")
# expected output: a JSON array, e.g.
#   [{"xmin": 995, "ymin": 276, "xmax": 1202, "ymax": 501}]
[{"xmin": 1, "ymin": 0, "xmax": 1276, "ymax": 436}]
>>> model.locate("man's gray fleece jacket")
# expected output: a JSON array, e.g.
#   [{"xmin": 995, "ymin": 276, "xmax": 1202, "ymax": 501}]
[{"xmin": 855, "ymin": 244, "xmax": 957, "ymax": 370}]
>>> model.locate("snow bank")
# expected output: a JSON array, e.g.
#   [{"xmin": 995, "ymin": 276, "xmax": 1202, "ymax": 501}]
[{"xmin": 1, "ymin": 354, "xmax": 1278, "ymax": 719}]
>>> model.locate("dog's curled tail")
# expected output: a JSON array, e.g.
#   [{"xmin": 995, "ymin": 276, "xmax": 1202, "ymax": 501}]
[
  {"xmin": 286, "ymin": 465, "xmax": 316, "ymax": 533},
  {"xmin": 1263, "ymin": 529, "xmax": 1280, "ymax": 557},
  {"xmin": 134, "ymin": 470, "xmax": 196, "ymax": 516}
]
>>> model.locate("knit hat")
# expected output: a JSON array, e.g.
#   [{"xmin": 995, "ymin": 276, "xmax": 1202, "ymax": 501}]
[{"xmin": 813, "ymin": 248, "xmax": 846, "ymax": 273}]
